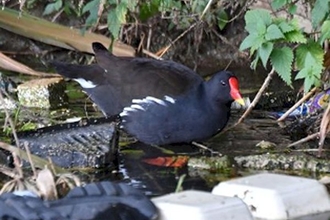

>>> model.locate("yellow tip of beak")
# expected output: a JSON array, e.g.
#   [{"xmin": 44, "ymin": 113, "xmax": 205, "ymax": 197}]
[{"xmin": 235, "ymin": 98, "xmax": 245, "ymax": 106}]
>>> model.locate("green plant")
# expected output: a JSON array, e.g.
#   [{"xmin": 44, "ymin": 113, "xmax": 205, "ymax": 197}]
[
  {"xmin": 42, "ymin": 0, "xmax": 230, "ymax": 39},
  {"xmin": 240, "ymin": 0, "xmax": 330, "ymax": 92},
  {"xmin": 42, "ymin": 0, "xmax": 83, "ymax": 16}
]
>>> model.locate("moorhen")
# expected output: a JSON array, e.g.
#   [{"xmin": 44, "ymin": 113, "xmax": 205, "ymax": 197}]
[{"xmin": 52, "ymin": 42, "xmax": 244, "ymax": 145}]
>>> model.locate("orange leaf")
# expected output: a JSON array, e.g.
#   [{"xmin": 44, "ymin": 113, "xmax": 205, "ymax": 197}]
[{"xmin": 142, "ymin": 156, "xmax": 189, "ymax": 168}]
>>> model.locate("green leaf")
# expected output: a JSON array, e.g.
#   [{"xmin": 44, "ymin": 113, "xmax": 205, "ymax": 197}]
[
  {"xmin": 304, "ymin": 74, "xmax": 315, "ymax": 93},
  {"xmin": 82, "ymin": 0, "xmax": 100, "ymax": 27},
  {"xmin": 296, "ymin": 67, "xmax": 321, "ymax": 92},
  {"xmin": 116, "ymin": 2, "xmax": 128, "ymax": 23},
  {"xmin": 107, "ymin": 10, "xmax": 121, "ymax": 39},
  {"xmin": 295, "ymin": 41, "xmax": 324, "ymax": 92},
  {"xmin": 258, "ymin": 42, "xmax": 273, "ymax": 68},
  {"xmin": 250, "ymin": 53, "xmax": 260, "ymax": 70},
  {"xmin": 54, "ymin": 0, "xmax": 62, "ymax": 10},
  {"xmin": 288, "ymin": 4, "xmax": 297, "ymax": 14},
  {"xmin": 160, "ymin": 0, "xmax": 181, "ymax": 10},
  {"xmin": 122, "ymin": 0, "xmax": 138, "ymax": 11},
  {"xmin": 108, "ymin": 0, "xmax": 117, "ymax": 4},
  {"xmin": 244, "ymin": 9, "xmax": 272, "ymax": 33},
  {"xmin": 311, "ymin": 0, "xmax": 330, "ymax": 28},
  {"xmin": 289, "ymin": 18, "xmax": 300, "ymax": 30},
  {"xmin": 43, "ymin": 0, "xmax": 63, "ymax": 15},
  {"xmin": 319, "ymin": 20, "xmax": 330, "ymax": 45},
  {"xmin": 270, "ymin": 47, "xmax": 294, "ymax": 85},
  {"xmin": 239, "ymin": 33, "xmax": 264, "ymax": 52},
  {"xmin": 82, "ymin": 0, "xmax": 99, "ymax": 13},
  {"xmin": 107, "ymin": 2, "xmax": 129, "ymax": 39},
  {"xmin": 43, "ymin": 3, "xmax": 56, "ymax": 15},
  {"xmin": 284, "ymin": 30, "xmax": 307, "ymax": 43},
  {"xmin": 295, "ymin": 68, "xmax": 308, "ymax": 80},
  {"xmin": 265, "ymin": 24, "xmax": 285, "ymax": 40},
  {"xmin": 274, "ymin": 19, "xmax": 295, "ymax": 33},
  {"xmin": 271, "ymin": 0, "xmax": 287, "ymax": 11},
  {"xmin": 295, "ymin": 41, "xmax": 324, "ymax": 70},
  {"xmin": 140, "ymin": 0, "xmax": 161, "ymax": 21},
  {"xmin": 217, "ymin": 9, "xmax": 228, "ymax": 30}
]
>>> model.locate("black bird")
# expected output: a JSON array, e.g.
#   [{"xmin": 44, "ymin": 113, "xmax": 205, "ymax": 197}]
[{"xmin": 51, "ymin": 42, "xmax": 244, "ymax": 145}]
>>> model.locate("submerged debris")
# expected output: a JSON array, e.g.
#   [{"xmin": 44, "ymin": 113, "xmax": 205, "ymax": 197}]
[{"xmin": 17, "ymin": 117, "xmax": 117, "ymax": 168}]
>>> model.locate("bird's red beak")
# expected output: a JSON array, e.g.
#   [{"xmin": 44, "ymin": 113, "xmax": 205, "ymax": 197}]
[{"xmin": 229, "ymin": 77, "xmax": 245, "ymax": 106}]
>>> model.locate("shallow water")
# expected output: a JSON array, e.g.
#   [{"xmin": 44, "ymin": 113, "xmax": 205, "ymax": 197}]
[{"xmin": 0, "ymin": 69, "xmax": 329, "ymax": 197}]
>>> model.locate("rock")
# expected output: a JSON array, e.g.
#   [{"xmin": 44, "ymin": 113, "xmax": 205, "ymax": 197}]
[
  {"xmin": 256, "ymin": 140, "xmax": 277, "ymax": 149},
  {"xmin": 17, "ymin": 77, "xmax": 67, "ymax": 108},
  {"xmin": 0, "ymin": 97, "xmax": 16, "ymax": 110}
]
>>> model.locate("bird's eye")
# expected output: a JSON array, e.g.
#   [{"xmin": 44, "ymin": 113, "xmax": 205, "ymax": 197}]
[{"xmin": 220, "ymin": 80, "xmax": 226, "ymax": 86}]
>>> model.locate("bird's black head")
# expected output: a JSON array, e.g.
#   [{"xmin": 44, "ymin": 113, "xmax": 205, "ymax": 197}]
[{"xmin": 206, "ymin": 70, "xmax": 244, "ymax": 107}]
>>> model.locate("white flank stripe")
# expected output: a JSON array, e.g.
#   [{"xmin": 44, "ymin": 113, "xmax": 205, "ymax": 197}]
[
  {"xmin": 123, "ymin": 107, "xmax": 137, "ymax": 112},
  {"xmin": 145, "ymin": 96, "xmax": 166, "ymax": 106},
  {"xmin": 119, "ymin": 111, "xmax": 128, "ymax": 117},
  {"xmin": 164, "ymin": 95, "xmax": 175, "ymax": 104},
  {"xmin": 131, "ymin": 104, "xmax": 145, "ymax": 111},
  {"xmin": 132, "ymin": 99, "xmax": 144, "ymax": 104},
  {"xmin": 74, "ymin": 78, "xmax": 97, "ymax": 88}
]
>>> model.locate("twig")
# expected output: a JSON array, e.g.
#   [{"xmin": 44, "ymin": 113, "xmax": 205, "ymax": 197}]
[
  {"xmin": 175, "ymin": 174, "xmax": 186, "ymax": 193},
  {"xmin": 12, "ymin": 152, "xmax": 23, "ymax": 178},
  {"xmin": 147, "ymin": 24, "xmax": 152, "ymax": 51},
  {"xmin": 0, "ymin": 91, "xmax": 24, "ymax": 177},
  {"xmin": 318, "ymin": 100, "xmax": 330, "ymax": 156},
  {"xmin": 157, "ymin": 0, "xmax": 214, "ymax": 58},
  {"xmin": 142, "ymin": 48, "xmax": 163, "ymax": 60},
  {"xmin": 0, "ymin": 164, "xmax": 18, "ymax": 178},
  {"xmin": 200, "ymin": 0, "xmax": 214, "ymax": 19},
  {"xmin": 51, "ymin": 8, "xmax": 64, "ymax": 22},
  {"xmin": 277, "ymin": 87, "xmax": 317, "ymax": 122},
  {"xmin": 24, "ymin": 142, "xmax": 37, "ymax": 178},
  {"xmin": 0, "ymin": 141, "xmax": 66, "ymax": 173},
  {"xmin": 0, "ymin": 92, "xmax": 19, "ymax": 146},
  {"xmin": 287, "ymin": 132, "xmax": 319, "ymax": 148},
  {"xmin": 212, "ymin": 29, "xmax": 239, "ymax": 51},
  {"xmin": 158, "ymin": 23, "xmax": 198, "ymax": 57},
  {"xmin": 91, "ymin": 0, "xmax": 105, "ymax": 32},
  {"xmin": 233, "ymin": 67, "xmax": 276, "ymax": 127},
  {"xmin": 192, "ymin": 141, "xmax": 222, "ymax": 156}
]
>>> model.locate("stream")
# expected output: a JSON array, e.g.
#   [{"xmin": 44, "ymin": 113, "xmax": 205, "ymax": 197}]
[{"xmin": 1, "ymin": 66, "xmax": 329, "ymax": 197}]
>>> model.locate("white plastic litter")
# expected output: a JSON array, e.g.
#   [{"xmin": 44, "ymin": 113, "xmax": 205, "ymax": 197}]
[
  {"xmin": 152, "ymin": 190, "xmax": 253, "ymax": 220},
  {"xmin": 212, "ymin": 173, "xmax": 330, "ymax": 219}
]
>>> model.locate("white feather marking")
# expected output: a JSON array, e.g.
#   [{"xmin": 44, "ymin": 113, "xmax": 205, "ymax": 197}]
[
  {"xmin": 132, "ymin": 99, "xmax": 144, "ymax": 104},
  {"xmin": 119, "ymin": 111, "xmax": 128, "ymax": 117},
  {"xmin": 145, "ymin": 96, "xmax": 167, "ymax": 106},
  {"xmin": 122, "ymin": 96, "xmax": 169, "ymax": 117},
  {"xmin": 73, "ymin": 78, "xmax": 97, "ymax": 88},
  {"xmin": 120, "ymin": 105, "xmax": 142, "ymax": 117},
  {"xmin": 131, "ymin": 104, "xmax": 145, "ymax": 111},
  {"xmin": 164, "ymin": 95, "xmax": 175, "ymax": 104},
  {"xmin": 124, "ymin": 107, "xmax": 138, "ymax": 112}
]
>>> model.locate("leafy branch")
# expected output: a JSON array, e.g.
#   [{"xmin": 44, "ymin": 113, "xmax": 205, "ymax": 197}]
[
  {"xmin": 42, "ymin": 0, "xmax": 230, "ymax": 40},
  {"xmin": 240, "ymin": 0, "xmax": 330, "ymax": 93}
]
